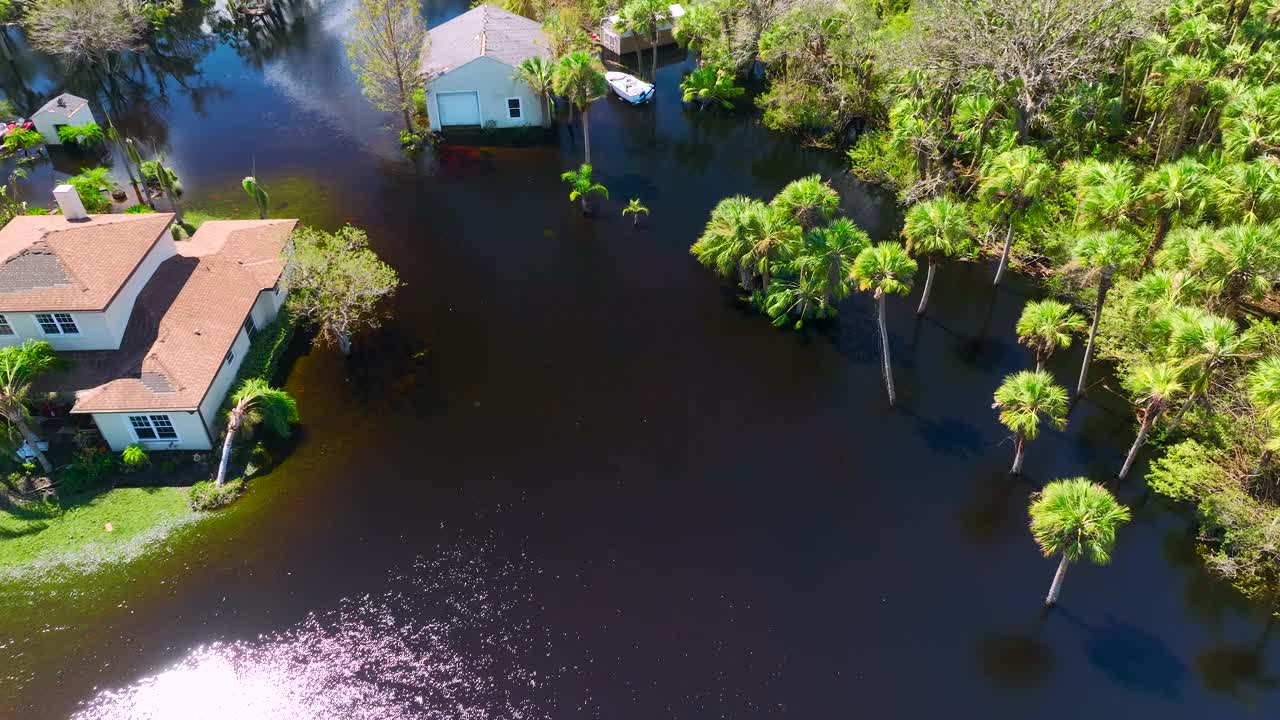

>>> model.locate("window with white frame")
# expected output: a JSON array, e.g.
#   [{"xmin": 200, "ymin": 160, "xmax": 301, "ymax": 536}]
[
  {"xmin": 129, "ymin": 414, "xmax": 178, "ymax": 442},
  {"xmin": 35, "ymin": 312, "xmax": 79, "ymax": 335},
  {"xmin": 0, "ymin": 315, "xmax": 13, "ymax": 336},
  {"xmin": 506, "ymin": 98, "xmax": 522, "ymax": 119}
]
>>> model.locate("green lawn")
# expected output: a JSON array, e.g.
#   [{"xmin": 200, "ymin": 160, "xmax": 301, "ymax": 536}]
[{"xmin": 0, "ymin": 487, "xmax": 196, "ymax": 579}]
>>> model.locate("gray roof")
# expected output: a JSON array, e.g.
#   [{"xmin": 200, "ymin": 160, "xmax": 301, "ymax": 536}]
[
  {"xmin": 419, "ymin": 4, "xmax": 549, "ymax": 79},
  {"xmin": 34, "ymin": 93, "xmax": 89, "ymax": 119}
]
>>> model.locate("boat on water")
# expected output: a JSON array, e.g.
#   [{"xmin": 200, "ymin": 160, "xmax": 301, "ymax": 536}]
[{"xmin": 605, "ymin": 71, "xmax": 655, "ymax": 105}]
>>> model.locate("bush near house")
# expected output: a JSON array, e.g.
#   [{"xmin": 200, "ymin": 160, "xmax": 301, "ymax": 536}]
[
  {"xmin": 188, "ymin": 478, "xmax": 243, "ymax": 511},
  {"xmin": 232, "ymin": 306, "xmax": 296, "ymax": 386}
]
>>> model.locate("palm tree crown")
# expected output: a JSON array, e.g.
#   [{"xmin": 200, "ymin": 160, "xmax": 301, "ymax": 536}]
[
  {"xmin": 903, "ymin": 196, "xmax": 970, "ymax": 258},
  {"xmin": 1016, "ymin": 300, "xmax": 1086, "ymax": 369},
  {"xmin": 994, "ymin": 370, "xmax": 1069, "ymax": 441},
  {"xmin": 1030, "ymin": 478, "xmax": 1131, "ymax": 565},
  {"xmin": 851, "ymin": 242, "xmax": 917, "ymax": 299},
  {"xmin": 770, "ymin": 175, "xmax": 840, "ymax": 230}
]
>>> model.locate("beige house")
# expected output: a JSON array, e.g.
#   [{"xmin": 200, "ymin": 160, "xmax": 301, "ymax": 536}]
[
  {"xmin": 0, "ymin": 186, "xmax": 296, "ymax": 451},
  {"xmin": 419, "ymin": 4, "xmax": 550, "ymax": 130}
]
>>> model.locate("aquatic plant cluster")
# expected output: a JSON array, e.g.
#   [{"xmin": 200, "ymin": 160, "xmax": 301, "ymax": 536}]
[{"xmin": 74, "ymin": 533, "xmax": 558, "ymax": 719}]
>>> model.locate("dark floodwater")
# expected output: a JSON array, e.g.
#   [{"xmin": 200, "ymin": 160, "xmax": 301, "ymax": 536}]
[{"xmin": 3, "ymin": 0, "xmax": 1280, "ymax": 717}]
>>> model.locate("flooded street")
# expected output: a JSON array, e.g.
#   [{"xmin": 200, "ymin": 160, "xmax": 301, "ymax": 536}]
[{"xmin": 1, "ymin": 0, "xmax": 1278, "ymax": 717}]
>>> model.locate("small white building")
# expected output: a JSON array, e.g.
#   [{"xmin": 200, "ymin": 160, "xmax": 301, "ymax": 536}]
[
  {"xmin": 31, "ymin": 93, "xmax": 97, "ymax": 146},
  {"xmin": 599, "ymin": 4, "xmax": 685, "ymax": 56},
  {"xmin": 0, "ymin": 186, "xmax": 296, "ymax": 451},
  {"xmin": 419, "ymin": 4, "xmax": 550, "ymax": 131}
]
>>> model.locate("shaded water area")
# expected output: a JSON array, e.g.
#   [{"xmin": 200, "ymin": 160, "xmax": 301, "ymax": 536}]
[{"xmin": 3, "ymin": 0, "xmax": 1280, "ymax": 717}]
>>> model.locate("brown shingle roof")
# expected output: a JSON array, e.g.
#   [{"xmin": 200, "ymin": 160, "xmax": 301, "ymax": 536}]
[
  {"xmin": 65, "ymin": 219, "xmax": 297, "ymax": 414},
  {"xmin": 0, "ymin": 213, "xmax": 175, "ymax": 312},
  {"xmin": 419, "ymin": 4, "xmax": 548, "ymax": 79}
]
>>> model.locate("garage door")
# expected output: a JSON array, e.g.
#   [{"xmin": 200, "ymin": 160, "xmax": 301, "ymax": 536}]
[{"xmin": 437, "ymin": 91, "xmax": 481, "ymax": 127}]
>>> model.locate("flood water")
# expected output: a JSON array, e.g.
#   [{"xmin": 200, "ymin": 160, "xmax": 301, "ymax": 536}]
[{"xmin": 2, "ymin": 0, "xmax": 1279, "ymax": 717}]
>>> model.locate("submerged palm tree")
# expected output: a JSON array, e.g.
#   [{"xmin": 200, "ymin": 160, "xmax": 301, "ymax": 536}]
[
  {"xmin": 622, "ymin": 198, "xmax": 649, "ymax": 226},
  {"xmin": 691, "ymin": 195, "xmax": 764, "ymax": 290},
  {"xmin": 561, "ymin": 163, "xmax": 609, "ymax": 214},
  {"xmin": 679, "ymin": 66, "xmax": 744, "ymax": 111},
  {"xmin": 852, "ymin": 242, "xmax": 917, "ymax": 406},
  {"xmin": 242, "ymin": 176, "xmax": 269, "ymax": 219},
  {"xmin": 1166, "ymin": 307, "xmax": 1256, "ymax": 431},
  {"xmin": 1016, "ymin": 300, "xmax": 1086, "ymax": 371},
  {"xmin": 979, "ymin": 146, "xmax": 1052, "ymax": 285},
  {"xmin": 1118, "ymin": 362, "xmax": 1183, "ymax": 481},
  {"xmin": 1030, "ymin": 478, "xmax": 1131, "ymax": 606},
  {"xmin": 1138, "ymin": 157, "xmax": 1206, "ymax": 272},
  {"xmin": 993, "ymin": 370, "xmax": 1068, "ymax": 475},
  {"xmin": 216, "ymin": 378, "xmax": 298, "ymax": 488},
  {"xmin": 902, "ymin": 196, "xmax": 970, "ymax": 314},
  {"xmin": 1074, "ymin": 230, "xmax": 1140, "ymax": 395},
  {"xmin": 515, "ymin": 56, "xmax": 556, "ymax": 126},
  {"xmin": 770, "ymin": 175, "xmax": 840, "ymax": 231},
  {"xmin": 553, "ymin": 50, "xmax": 608, "ymax": 165},
  {"xmin": 765, "ymin": 218, "xmax": 869, "ymax": 328},
  {"xmin": 0, "ymin": 340, "xmax": 62, "ymax": 474}
]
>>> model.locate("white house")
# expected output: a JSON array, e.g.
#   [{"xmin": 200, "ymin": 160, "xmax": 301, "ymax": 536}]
[
  {"xmin": 419, "ymin": 4, "xmax": 550, "ymax": 131},
  {"xmin": 31, "ymin": 93, "xmax": 97, "ymax": 146},
  {"xmin": 0, "ymin": 186, "xmax": 296, "ymax": 451}
]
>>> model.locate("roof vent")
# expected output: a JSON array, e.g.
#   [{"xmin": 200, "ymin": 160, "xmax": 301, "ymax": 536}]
[
  {"xmin": 56, "ymin": 97, "xmax": 65, "ymax": 108},
  {"xmin": 52, "ymin": 184, "xmax": 88, "ymax": 221}
]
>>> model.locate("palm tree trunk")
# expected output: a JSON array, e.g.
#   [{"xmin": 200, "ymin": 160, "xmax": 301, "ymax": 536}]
[
  {"xmin": 1077, "ymin": 277, "xmax": 1109, "ymax": 396},
  {"xmin": 215, "ymin": 414, "xmax": 240, "ymax": 487},
  {"xmin": 877, "ymin": 294, "xmax": 896, "ymax": 406},
  {"xmin": 1045, "ymin": 553, "xmax": 1070, "ymax": 606},
  {"xmin": 1166, "ymin": 389, "xmax": 1199, "ymax": 435},
  {"xmin": 1139, "ymin": 211, "xmax": 1171, "ymax": 273},
  {"xmin": 9, "ymin": 411, "xmax": 52, "ymax": 474},
  {"xmin": 582, "ymin": 107, "xmax": 592, "ymax": 165},
  {"xmin": 1011, "ymin": 433, "xmax": 1026, "ymax": 475},
  {"xmin": 336, "ymin": 328, "xmax": 352, "ymax": 355},
  {"xmin": 917, "ymin": 258, "xmax": 937, "ymax": 315},
  {"xmin": 651, "ymin": 35, "xmax": 658, "ymax": 84},
  {"xmin": 1119, "ymin": 405, "xmax": 1159, "ymax": 481},
  {"xmin": 994, "ymin": 221, "xmax": 1014, "ymax": 286},
  {"xmin": 1036, "ymin": 352, "xmax": 1046, "ymax": 372}
]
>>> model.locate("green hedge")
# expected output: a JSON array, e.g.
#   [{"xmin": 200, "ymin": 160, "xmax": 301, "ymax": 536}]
[{"xmin": 233, "ymin": 306, "xmax": 296, "ymax": 387}]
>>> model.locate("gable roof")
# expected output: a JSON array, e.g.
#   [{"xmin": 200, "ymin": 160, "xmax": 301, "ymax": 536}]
[
  {"xmin": 420, "ymin": 4, "xmax": 548, "ymax": 79},
  {"xmin": 33, "ymin": 93, "xmax": 89, "ymax": 120},
  {"xmin": 64, "ymin": 219, "xmax": 297, "ymax": 414},
  {"xmin": 0, "ymin": 213, "xmax": 175, "ymax": 312}
]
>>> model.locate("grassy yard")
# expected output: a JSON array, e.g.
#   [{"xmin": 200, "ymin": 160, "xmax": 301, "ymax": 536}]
[{"xmin": 0, "ymin": 487, "xmax": 196, "ymax": 579}]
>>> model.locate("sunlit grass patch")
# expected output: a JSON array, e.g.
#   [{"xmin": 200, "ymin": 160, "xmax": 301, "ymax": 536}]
[{"xmin": 187, "ymin": 175, "xmax": 345, "ymax": 230}]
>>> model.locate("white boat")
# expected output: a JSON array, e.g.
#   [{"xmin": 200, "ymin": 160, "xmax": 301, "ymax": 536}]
[{"xmin": 605, "ymin": 71, "xmax": 654, "ymax": 105}]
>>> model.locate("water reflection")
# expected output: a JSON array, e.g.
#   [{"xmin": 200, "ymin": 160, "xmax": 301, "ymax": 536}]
[{"xmin": 74, "ymin": 532, "xmax": 556, "ymax": 720}]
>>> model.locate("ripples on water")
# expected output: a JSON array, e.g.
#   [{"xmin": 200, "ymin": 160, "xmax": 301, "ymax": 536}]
[{"xmin": 73, "ymin": 534, "xmax": 556, "ymax": 720}]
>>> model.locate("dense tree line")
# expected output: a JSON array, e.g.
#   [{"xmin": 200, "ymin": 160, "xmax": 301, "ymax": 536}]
[{"xmin": 685, "ymin": 0, "xmax": 1280, "ymax": 613}]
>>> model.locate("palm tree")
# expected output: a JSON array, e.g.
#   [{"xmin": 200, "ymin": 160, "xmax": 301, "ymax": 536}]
[
  {"xmin": 625, "ymin": 0, "xmax": 672, "ymax": 83},
  {"xmin": 622, "ymin": 198, "xmax": 649, "ymax": 226},
  {"xmin": 902, "ymin": 196, "xmax": 970, "ymax": 314},
  {"xmin": 242, "ymin": 176, "xmax": 269, "ymax": 219},
  {"xmin": 1030, "ymin": 478, "xmax": 1131, "ymax": 606},
  {"xmin": 979, "ymin": 146, "xmax": 1052, "ymax": 285},
  {"xmin": 1247, "ymin": 356, "xmax": 1280, "ymax": 472},
  {"xmin": 215, "ymin": 378, "xmax": 298, "ymax": 487},
  {"xmin": 1166, "ymin": 308, "xmax": 1256, "ymax": 431},
  {"xmin": 1210, "ymin": 158, "xmax": 1280, "ymax": 226},
  {"xmin": 1138, "ymin": 158, "xmax": 1206, "ymax": 272},
  {"xmin": 615, "ymin": 2, "xmax": 647, "ymax": 73},
  {"xmin": 553, "ymin": 50, "xmax": 608, "ymax": 165},
  {"xmin": 1191, "ymin": 223, "xmax": 1280, "ymax": 316},
  {"xmin": 679, "ymin": 66, "xmax": 745, "ymax": 111},
  {"xmin": 1074, "ymin": 230, "xmax": 1140, "ymax": 396},
  {"xmin": 560, "ymin": 163, "xmax": 609, "ymax": 214},
  {"xmin": 1118, "ymin": 362, "xmax": 1184, "ymax": 481},
  {"xmin": 952, "ymin": 92, "xmax": 1002, "ymax": 173},
  {"xmin": 0, "ymin": 340, "xmax": 61, "ymax": 474},
  {"xmin": 852, "ymin": 243, "xmax": 917, "ymax": 406},
  {"xmin": 1072, "ymin": 159, "xmax": 1141, "ymax": 231},
  {"xmin": 889, "ymin": 97, "xmax": 940, "ymax": 186},
  {"xmin": 514, "ymin": 56, "xmax": 556, "ymax": 127},
  {"xmin": 766, "ymin": 218, "xmax": 869, "ymax": 327},
  {"xmin": 993, "ymin": 370, "xmax": 1069, "ymax": 475},
  {"xmin": 691, "ymin": 195, "xmax": 764, "ymax": 290},
  {"xmin": 748, "ymin": 204, "xmax": 802, "ymax": 290},
  {"xmin": 770, "ymin": 175, "xmax": 840, "ymax": 231},
  {"xmin": 1016, "ymin": 300, "xmax": 1086, "ymax": 371}
]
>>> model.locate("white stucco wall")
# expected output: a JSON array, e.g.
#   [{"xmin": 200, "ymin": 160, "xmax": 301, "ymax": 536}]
[
  {"xmin": 103, "ymin": 232, "xmax": 177, "ymax": 343},
  {"xmin": 197, "ymin": 318, "xmax": 255, "ymax": 437},
  {"xmin": 92, "ymin": 410, "xmax": 211, "ymax": 451},
  {"xmin": 426, "ymin": 56, "xmax": 545, "ymax": 131},
  {"xmin": 249, "ymin": 285, "xmax": 286, "ymax": 328},
  {"xmin": 0, "ymin": 310, "xmax": 114, "ymax": 351},
  {"xmin": 32, "ymin": 104, "xmax": 96, "ymax": 146}
]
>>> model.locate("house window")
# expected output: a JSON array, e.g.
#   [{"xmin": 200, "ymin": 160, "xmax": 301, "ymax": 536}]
[
  {"xmin": 129, "ymin": 414, "xmax": 179, "ymax": 442},
  {"xmin": 0, "ymin": 315, "xmax": 13, "ymax": 336},
  {"xmin": 243, "ymin": 315, "xmax": 258, "ymax": 340},
  {"xmin": 224, "ymin": 349, "xmax": 235, "ymax": 366},
  {"xmin": 35, "ymin": 312, "xmax": 78, "ymax": 335},
  {"xmin": 507, "ymin": 98, "xmax": 522, "ymax": 119}
]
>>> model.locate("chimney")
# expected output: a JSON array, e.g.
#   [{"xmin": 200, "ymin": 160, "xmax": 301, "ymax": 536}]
[{"xmin": 53, "ymin": 184, "xmax": 88, "ymax": 221}]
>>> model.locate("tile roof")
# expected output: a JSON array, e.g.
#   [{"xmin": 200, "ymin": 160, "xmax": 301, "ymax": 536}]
[
  {"xmin": 33, "ymin": 93, "xmax": 89, "ymax": 119},
  {"xmin": 64, "ymin": 219, "xmax": 297, "ymax": 414},
  {"xmin": 419, "ymin": 4, "xmax": 548, "ymax": 79},
  {"xmin": 0, "ymin": 213, "xmax": 175, "ymax": 312}
]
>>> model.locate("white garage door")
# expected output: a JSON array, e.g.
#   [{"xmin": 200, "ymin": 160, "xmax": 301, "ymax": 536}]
[{"xmin": 437, "ymin": 91, "xmax": 481, "ymax": 127}]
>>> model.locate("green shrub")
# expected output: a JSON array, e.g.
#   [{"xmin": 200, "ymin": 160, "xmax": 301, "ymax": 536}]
[
  {"xmin": 24, "ymin": 207, "xmax": 50, "ymax": 215},
  {"xmin": 61, "ymin": 447, "xmax": 115, "ymax": 494},
  {"xmin": 847, "ymin": 130, "xmax": 915, "ymax": 197},
  {"xmin": 56, "ymin": 122, "xmax": 105, "ymax": 147},
  {"xmin": 188, "ymin": 478, "xmax": 244, "ymax": 511},
  {"xmin": 124, "ymin": 204, "xmax": 155, "ymax": 214},
  {"xmin": 121, "ymin": 443, "xmax": 149, "ymax": 468},
  {"xmin": 67, "ymin": 167, "xmax": 115, "ymax": 213},
  {"xmin": 233, "ymin": 306, "xmax": 296, "ymax": 386},
  {"xmin": 399, "ymin": 130, "xmax": 424, "ymax": 149}
]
